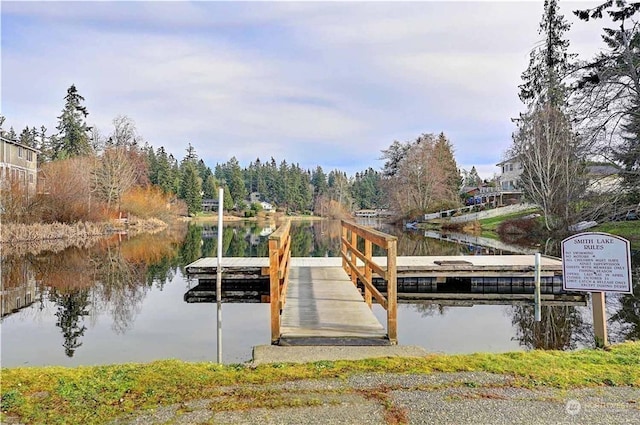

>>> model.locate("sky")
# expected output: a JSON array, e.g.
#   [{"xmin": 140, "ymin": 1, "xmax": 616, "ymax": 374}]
[{"xmin": 1, "ymin": 0, "xmax": 609, "ymax": 179}]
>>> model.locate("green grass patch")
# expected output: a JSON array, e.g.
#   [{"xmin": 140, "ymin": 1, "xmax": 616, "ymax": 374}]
[
  {"xmin": 478, "ymin": 208, "xmax": 540, "ymax": 232},
  {"xmin": 592, "ymin": 221, "xmax": 640, "ymax": 250},
  {"xmin": 2, "ymin": 342, "xmax": 639, "ymax": 424}
]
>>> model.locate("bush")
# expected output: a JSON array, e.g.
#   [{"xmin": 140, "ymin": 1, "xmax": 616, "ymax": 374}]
[
  {"xmin": 121, "ymin": 186, "xmax": 177, "ymax": 221},
  {"xmin": 39, "ymin": 158, "xmax": 110, "ymax": 223},
  {"xmin": 497, "ymin": 217, "xmax": 542, "ymax": 236}
]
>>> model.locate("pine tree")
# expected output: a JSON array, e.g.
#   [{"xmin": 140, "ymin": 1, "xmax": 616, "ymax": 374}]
[
  {"xmin": 179, "ymin": 161, "xmax": 202, "ymax": 215},
  {"xmin": 227, "ymin": 157, "xmax": 247, "ymax": 207},
  {"xmin": 53, "ymin": 84, "xmax": 93, "ymax": 159},
  {"xmin": 574, "ymin": 1, "xmax": 640, "ymax": 202},
  {"xmin": 511, "ymin": 0, "xmax": 585, "ymax": 232},
  {"xmin": 519, "ymin": 0, "xmax": 575, "ymax": 107}
]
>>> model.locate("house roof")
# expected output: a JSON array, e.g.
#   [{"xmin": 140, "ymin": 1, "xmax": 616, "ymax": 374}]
[
  {"xmin": 586, "ymin": 165, "xmax": 620, "ymax": 176},
  {"xmin": 496, "ymin": 156, "xmax": 520, "ymax": 166},
  {"xmin": 0, "ymin": 136, "xmax": 40, "ymax": 153}
]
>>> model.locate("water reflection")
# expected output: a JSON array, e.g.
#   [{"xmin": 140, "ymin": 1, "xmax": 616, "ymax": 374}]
[
  {"xmin": 510, "ymin": 305, "xmax": 591, "ymax": 350},
  {"xmin": 1, "ymin": 219, "xmax": 637, "ymax": 367},
  {"xmin": 609, "ymin": 254, "xmax": 640, "ymax": 343}
]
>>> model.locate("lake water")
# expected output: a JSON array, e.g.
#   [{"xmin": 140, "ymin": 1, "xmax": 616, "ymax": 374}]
[{"xmin": 2, "ymin": 220, "xmax": 637, "ymax": 367}]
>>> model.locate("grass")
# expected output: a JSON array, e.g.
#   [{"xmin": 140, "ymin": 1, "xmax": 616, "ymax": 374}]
[
  {"xmin": 477, "ymin": 208, "xmax": 541, "ymax": 237},
  {"xmin": 2, "ymin": 342, "xmax": 639, "ymax": 425},
  {"xmin": 593, "ymin": 220, "xmax": 640, "ymax": 250}
]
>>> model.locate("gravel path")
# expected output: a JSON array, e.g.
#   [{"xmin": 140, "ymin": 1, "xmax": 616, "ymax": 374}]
[{"xmin": 108, "ymin": 372, "xmax": 640, "ymax": 425}]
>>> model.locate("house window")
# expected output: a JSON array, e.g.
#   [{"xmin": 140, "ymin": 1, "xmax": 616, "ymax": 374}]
[
  {"xmin": 18, "ymin": 147, "xmax": 24, "ymax": 158},
  {"xmin": 26, "ymin": 150, "xmax": 33, "ymax": 161},
  {"xmin": 29, "ymin": 174, "xmax": 34, "ymax": 183}
]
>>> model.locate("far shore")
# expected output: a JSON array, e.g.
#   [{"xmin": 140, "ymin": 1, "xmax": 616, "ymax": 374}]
[{"xmin": 186, "ymin": 212, "xmax": 328, "ymax": 223}]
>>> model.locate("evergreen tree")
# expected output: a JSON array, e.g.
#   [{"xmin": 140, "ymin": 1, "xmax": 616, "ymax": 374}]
[
  {"xmin": 311, "ymin": 166, "xmax": 328, "ymax": 198},
  {"xmin": 226, "ymin": 157, "xmax": 247, "ymax": 207},
  {"xmin": 153, "ymin": 147, "xmax": 177, "ymax": 194},
  {"xmin": 434, "ymin": 132, "xmax": 462, "ymax": 196},
  {"xmin": 511, "ymin": 0, "xmax": 586, "ymax": 231},
  {"xmin": 202, "ymin": 173, "xmax": 218, "ymax": 199},
  {"xmin": 467, "ymin": 166, "xmax": 482, "ymax": 187},
  {"xmin": 574, "ymin": 1, "xmax": 640, "ymax": 202},
  {"xmin": 53, "ymin": 84, "xmax": 93, "ymax": 159},
  {"xmin": 6, "ymin": 126, "xmax": 17, "ymax": 141},
  {"xmin": 179, "ymin": 161, "xmax": 202, "ymax": 215},
  {"xmin": 519, "ymin": 0, "xmax": 575, "ymax": 107},
  {"xmin": 222, "ymin": 184, "xmax": 234, "ymax": 211},
  {"xmin": 18, "ymin": 126, "xmax": 38, "ymax": 147}
]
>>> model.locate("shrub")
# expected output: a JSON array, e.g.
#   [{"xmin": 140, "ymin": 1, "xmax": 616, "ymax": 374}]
[
  {"xmin": 39, "ymin": 157, "xmax": 109, "ymax": 223},
  {"xmin": 121, "ymin": 185, "xmax": 176, "ymax": 221}
]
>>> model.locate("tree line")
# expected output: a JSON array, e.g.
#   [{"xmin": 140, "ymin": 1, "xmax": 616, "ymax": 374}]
[{"xmin": 1, "ymin": 84, "xmax": 464, "ymax": 223}]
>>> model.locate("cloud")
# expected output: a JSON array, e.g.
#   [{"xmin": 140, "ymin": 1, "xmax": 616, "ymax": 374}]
[{"xmin": 1, "ymin": 1, "xmax": 607, "ymax": 178}]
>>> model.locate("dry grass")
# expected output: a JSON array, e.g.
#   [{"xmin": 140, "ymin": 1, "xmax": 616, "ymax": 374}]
[{"xmin": 0, "ymin": 218, "xmax": 168, "ymax": 256}]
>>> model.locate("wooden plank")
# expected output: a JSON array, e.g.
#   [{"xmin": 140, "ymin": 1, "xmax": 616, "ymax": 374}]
[{"xmin": 280, "ymin": 267, "xmax": 387, "ymax": 340}]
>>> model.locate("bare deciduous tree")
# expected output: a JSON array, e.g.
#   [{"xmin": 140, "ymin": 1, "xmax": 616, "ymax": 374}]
[
  {"xmin": 382, "ymin": 133, "xmax": 460, "ymax": 217},
  {"xmin": 93, "ymin": 147, "xmax": 137, "ymax": 212},
  {"xmin": 510, "ymin": 103, "xmax": 587, "ymax": 231}
]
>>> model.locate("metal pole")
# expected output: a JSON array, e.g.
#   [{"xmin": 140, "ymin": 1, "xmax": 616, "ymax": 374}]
[
  {"xmin": 534, "ymin": 253, "xmax": 541, "ymax": 322},
  {"xmin": 216, "ymin": 187, "xmax": 224, "ymax": 363}
]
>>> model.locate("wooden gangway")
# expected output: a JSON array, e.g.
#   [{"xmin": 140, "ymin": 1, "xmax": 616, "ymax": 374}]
[
  {"xmin": 187, "ymin": 220, "xmax": 398, "ymax": 346},
  {"xmin": 279, "ymin": 260, "xmax": 388, "ymax": 345}
]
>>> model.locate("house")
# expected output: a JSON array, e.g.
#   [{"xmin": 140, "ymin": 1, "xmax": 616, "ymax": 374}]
[
  {"xmin": 585, "ymin": 164, "xmax": 621, "ymax": 194},
  {"xmin": 0, "ymin": 136, "xmax": 39, "ymax": 196},
  {"xmin": 496, "ymin": 157, "xmax": 523, "ymax": 191},
  {"xmin": 259, "ymin": 201, "xmax": 274, "ymax": 212}
]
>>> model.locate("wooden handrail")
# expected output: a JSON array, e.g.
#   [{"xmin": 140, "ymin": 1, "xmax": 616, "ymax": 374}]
[
  {"xmin": 269, "ymin": 220, "xmax": 291, "ymax": 344},
  {"xmin": 340, "ymin": 219, "xmax": 398, "ymax": 344}
]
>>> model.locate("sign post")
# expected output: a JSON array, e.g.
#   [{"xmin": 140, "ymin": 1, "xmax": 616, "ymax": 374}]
[{"xmin": 561, "ymin": 232, "xmax": 633, "ymax": 347}]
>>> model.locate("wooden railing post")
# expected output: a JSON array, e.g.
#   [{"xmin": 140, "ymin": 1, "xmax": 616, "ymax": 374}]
[
  {"xmin": 269, "ymin": 238, "xmax": 280, "ymax": 344},
  {"xmin": 386, "ymin": 238, "xmax": 398, "ymax": 344},
  {"xmin": 342, "ymin": 225, "xmax": 348, "ymax": 272},
  {"xmin": 364, "ymin": 239, "xmax": 372, "ymax": 308},
  {"xmin": 350, "ymin": 228, "xmax": 358, "ymax": 286}
]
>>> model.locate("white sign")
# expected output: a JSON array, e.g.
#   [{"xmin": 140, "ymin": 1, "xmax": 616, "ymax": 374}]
[{"xmin": 562, "ymin": 232, "xmax": 633, "ymax": 294}]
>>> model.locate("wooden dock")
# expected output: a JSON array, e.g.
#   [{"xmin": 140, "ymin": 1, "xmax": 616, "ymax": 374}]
[
  {"xmin": 279, "ymin": 265, "xmax": 388, "ymax": 345},
  {"xmin": 186, "ymin": 220, "xmax": 585, "ymax": 346}
]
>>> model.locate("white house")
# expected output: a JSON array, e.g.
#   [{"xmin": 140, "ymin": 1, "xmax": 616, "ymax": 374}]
[{"xmin": 496, "ymin": 157, "xmax": 523, "ymax": 191}]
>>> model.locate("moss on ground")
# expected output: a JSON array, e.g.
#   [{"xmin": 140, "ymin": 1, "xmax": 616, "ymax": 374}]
[{"xmin": 2, "ymin": 342, "xmax": 639, "ymax": 425}]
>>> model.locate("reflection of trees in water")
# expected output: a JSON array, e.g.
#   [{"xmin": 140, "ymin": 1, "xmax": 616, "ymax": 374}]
[
  {"xmin": 398, "ymin": 233, "xmax": 462, "ymax": 256},
  {"xmin": 411, "ymin": 302, "xmax": 449, "ymax": 317},
  {"xmin": 180, "ymin": 225, "xmax": 203, "ymax": 266},
  {"xmin": 290, "ymin": 223, "xmax": 313, "ymax": 256},
  {"xmin": 50, "ymin": 288, "xmax": 90, "ymax": 357},
  {"xmin": 91, "ymin": 244, "xmax": 148, "ymax": 334},
  {"xmin": 310, "ymin": 220, "xmax": 342, "ymax": 257},
  {"xmin": 20, "ymin": 230, "xmax": 186, "ymax": 355},
  {"xmin": 510, "ymin": 305, "xmax": 591, "ymax": 350},
  {"xmin": 609, "ymin": 255, "xmax": 640, "ymax": 343}
]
